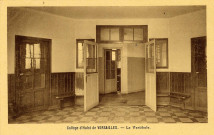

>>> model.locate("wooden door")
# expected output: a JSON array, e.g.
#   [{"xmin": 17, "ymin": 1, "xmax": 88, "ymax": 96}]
[
  {"xmin": 145, "ymin": 40, "xmax": 157, "ymax": 112},
  {"xmin": 15, "ymin": 36, "xmax": 51, "ymax": 113},
  {"xmin": 104, "ymin": 49, "xmax": 117, "ymax": 93},
  {"xmin": 191, "ymin": 37, "xmax": 207, "ymax": 112},
  {"xmin": 83, "ymin": 40, "xmax": 99, "ymax": 112}
]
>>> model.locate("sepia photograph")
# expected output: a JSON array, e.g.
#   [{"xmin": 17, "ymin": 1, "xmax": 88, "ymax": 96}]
[
  {"xmin": 1, "ymin": 1, "xmax": 214, "ymax": 135},
  {"xmin": 7, "ymin": 6, "xmax": 207, "ymax": 124}
]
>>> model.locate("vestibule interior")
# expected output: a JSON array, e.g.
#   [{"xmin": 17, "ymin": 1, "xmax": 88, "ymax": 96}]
[{"xmin": 7, "ymin": 7, "xmax": 207, "ymax": 116}]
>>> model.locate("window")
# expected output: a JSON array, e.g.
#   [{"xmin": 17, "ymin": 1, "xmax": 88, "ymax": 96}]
[
  {"xmin": 123, "ymin": 27, "xmax": 144, "ymax": 41},
  {"xmin": 76, "ymin": 39, "xmax": 95, "ymax": 68},
  {"xmin": 96, "ymin": 25, "xmax": 148, "ymax": 43},
  {"xmin": 150, "ymin": 38, "xmax": 168, "ymax": 68},
  {"xmin": 100, "ymin": 27, "xmax": 120, "ymax": 41}
]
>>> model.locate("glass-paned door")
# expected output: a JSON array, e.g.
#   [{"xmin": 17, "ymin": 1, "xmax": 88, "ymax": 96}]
[
  {"xmin": 145, "ymin": 40, "xmax": 157, "ymax": 112},
  {"xmin": 83, "ymin": 40, "xmax": 99, "ymax": 112},
  {"xmin": 104, "ymin": 49, "xmax": 117, "ymax": 93},
  {"xmin": 15, "ymin": 36, "xmax": 51, "ymax": 112}
]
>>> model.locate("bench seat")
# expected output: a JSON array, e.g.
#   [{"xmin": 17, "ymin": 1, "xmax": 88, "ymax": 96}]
[{"xmin": 56, "ymin": 92, "xmax": 75, "ymax": 109}]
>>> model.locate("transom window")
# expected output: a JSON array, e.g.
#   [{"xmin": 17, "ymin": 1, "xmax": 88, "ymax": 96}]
[{"xmin": 96, "ymin": 25, "xmax": 148, "ymax": 43}]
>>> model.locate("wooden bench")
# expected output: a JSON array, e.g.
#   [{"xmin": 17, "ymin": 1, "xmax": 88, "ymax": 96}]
[
  {"xmin": 169, "ymin": 92, "xmax": 191, "ymax": 109},
  {"xmin": 56, "ymin": 92, "xmax": 75, "ymax": 109}
]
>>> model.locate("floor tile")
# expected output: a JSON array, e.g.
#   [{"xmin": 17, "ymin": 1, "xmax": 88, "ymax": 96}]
[
  {"xmin": 179, "ymin": 118, "xmax": 194, "ymax": 123},
  {"xmin": 146, "ymin": 117, "xmax": 159, "ymax": 123},
  {"xmin": 9, "ymin": 101, "xmax": 208, "ymax": 123}
]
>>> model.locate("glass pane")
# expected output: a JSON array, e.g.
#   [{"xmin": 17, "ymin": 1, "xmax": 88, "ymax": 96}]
[
  {"xmin": 25, "ymin": 58, "xmax": 32, "ymax": 69},
  {"xmin": 106, "ymin": 70, "xmax": 110, "ymax": 79},
  {"xmin": 86, "ymin": 44, "xmax": 96, "ymax": 71},
  {"xmin": 78, "ymin": 42, "xmax": 84, "ymax": 68},
  {"xmin": 101, "ymin": 28, "xmax": 110, "ymax": 41},
  {"xmin": 40, "ymin": 43, "xmax": 46, "ymax": 59},
  {"xmin": 124, "ymin": 28, "xmax": 133, "ymax": 40},
  {"xmin": 21, "ymin": 75, "xmax": 33, "ymax": 89},
  {"xmin": 35, "ymin": 59, "xmax": 40, "ymax": 69},
  {"xmin": 34, "ymin": 74, "xmax": 46, "ymax": 88},
  {"xmin": 106, "ymin": 60, "xmax": 111, "ymax": 70},
  {"xmin": 110, "ymin": 70, "xmax": 115, "ymax": 79},
  {"xmin": 87, "ymin": 58, "xmax": 95, "ymax": 69},
  {"xmin": 40, "ymin": 59, "xmax": 46, "ymax": 73},
  {"xmin": 87, "ymin": 44, "xmax": 95, "ymax": 58},
  {"xmin": 146, "ymin": 44, "xmax": 155, "ymax": 73},
  {"xmin": 34, "ymin": 43, "xmax": 41, "ymax": 58},
  {"xmin": 106, "ymin": 51, "xmax": 111, "ymax": 60},
  {"xmin": 134, "ymin": 28, "xmax": 144, "ymax": 40},
  {"xmin": 26, "ymin": 44, "xmax": 33, "ymax": 58},
  {"xmin": 110, "ymin": 28, "xmax": 119, "ymax": 41},
  {"xmin": 112, "ymin": 51, "xmax": 116, "ymax": 61},
  {"xmin": 117, "ymin": 49, "xmax": 121, "ymax": 61},
  {"xmin": 111, "ymin": 61, "xmax": 116, "ymax": 69}
]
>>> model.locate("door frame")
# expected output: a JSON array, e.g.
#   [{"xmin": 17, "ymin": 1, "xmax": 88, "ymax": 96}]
[
  {"xmin": 103, "ymin": 47, "xmax": 123, "ymax": 94},
  {"xmin": 15, "ymin": 35, "xmax": 52, "ymax": 113}
]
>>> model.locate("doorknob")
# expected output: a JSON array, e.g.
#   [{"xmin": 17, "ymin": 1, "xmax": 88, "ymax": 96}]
[{"xmin": 196, "ymin": 72, "xmax": 199, "ymax": 74}]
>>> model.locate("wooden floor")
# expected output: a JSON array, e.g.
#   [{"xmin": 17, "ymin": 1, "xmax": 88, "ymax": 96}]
[{"xmin": 99, "ymin": 91, "xmax": 145, "ymax": 106}]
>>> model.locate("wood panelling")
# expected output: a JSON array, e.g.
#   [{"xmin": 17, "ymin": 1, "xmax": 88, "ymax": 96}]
[
  {"xmin": 169, "ymin": 72, "xmax": 194, "ymax": 109},
  {"xmin": 156, "ymin": 72, "xmax": 207, "ymax": 112},
  {"xmin": 8, "ymin": 72, "xmax": 75, "ymax": 115},
  {"xmin": 156, "ymin": 72, "xmax": 170, "ymax": 105},
  {"xmin": 195, "ymin": 87, "xmax": 207, "ymax": 112},
  {"xmin": 127, "ymin": 57, "xmax": 145, "ymax": 93},
  {"xmin": 50, "ymin": 72, "xmax": 75, "ymax": 106},
  {"xmin": 156, "ymin": 72, "xmax": 170, "ymax": 94},
  {"xmin": 8, "ymin": 74, "xmax": 16, "ymax": 119}
]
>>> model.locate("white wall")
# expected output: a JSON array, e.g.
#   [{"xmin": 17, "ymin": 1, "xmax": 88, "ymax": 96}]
[
  {"xmin": 168, "ymin": 9, "xmax": 206, "ymax": 72},
  {"xmin": 7, "ymin": 8, "xmax": 76, "ymax": 74}
]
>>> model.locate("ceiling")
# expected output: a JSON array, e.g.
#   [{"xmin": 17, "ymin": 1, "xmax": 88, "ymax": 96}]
[{"xmin": 27, "ymin": 6, "xmax": 205, "ymax": 19}]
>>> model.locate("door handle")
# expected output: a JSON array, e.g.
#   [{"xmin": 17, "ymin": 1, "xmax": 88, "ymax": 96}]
[{"xmin": 196, "ymin": 72, "xmax": 199, "ymax": 74}]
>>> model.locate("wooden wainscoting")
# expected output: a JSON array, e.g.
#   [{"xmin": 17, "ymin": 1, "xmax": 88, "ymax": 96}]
[
  {"xmin": 8, "ymin": 74, "xmax": 16, "ymax": 119},
  {"xmin": 50, "ymin": 72, "xmax": 75, "ymax": 108},
  {"xmin": 170, "ymin": 72, "xmax": 194, "ymax": 109},
  {"xmin": 156, "ymin": 72, "xmax": 207, "ymax": 112},
  {"xmin": 156, "ymin": 72, "xmax": 170, "ymax": 105},
  {"xmin": 8, "ymin": 72, "xmax": 75, "ymax": 116},
  {"xmin": 170, "ymin": 72, "xmax": 207, "ymax": 112}
]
